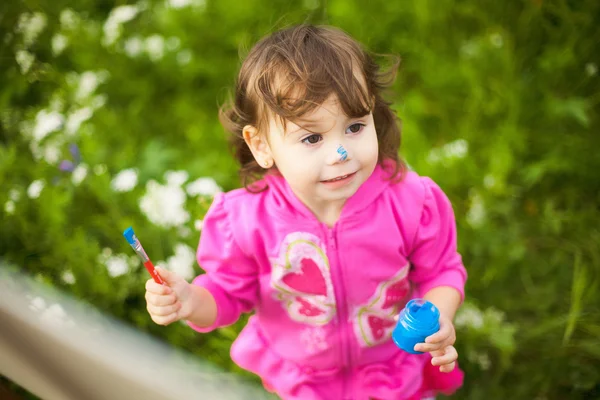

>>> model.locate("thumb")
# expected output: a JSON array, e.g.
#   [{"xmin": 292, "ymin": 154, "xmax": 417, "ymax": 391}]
[{"xmin": 155, "ymin": 266, "xmax": 180, "ymax": 285}]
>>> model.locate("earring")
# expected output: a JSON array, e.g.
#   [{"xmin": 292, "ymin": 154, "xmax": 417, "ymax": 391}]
[{"xmin": 263, "ymin": 159, "xmax": 271, "ymax": 168}]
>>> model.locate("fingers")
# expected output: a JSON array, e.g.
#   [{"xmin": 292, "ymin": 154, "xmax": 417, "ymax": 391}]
[
  {"xmin": 145, "ymin": 278, "xmax": 172, "ymax": 295},
  {"xmin": 439, "ymin": 362, "xmax": 456, "ymax": 373},
  {"xmin": 147, "ymin": 301, "xmax": 181, "ymax": 317},
  {"xmin": 146, "ymin": 295, "xmax": 182, "ymax": 326},
  {"xmin": 155, "ymin": 267, "xmax": 179, "ymax": 285},
  {"xmin": 145, "ymin": 289, "xmax": 177, "ymax": 305},
  {"xmin": 431, "ymin": 346, "xmax": 458, "ymax": 373},
  {"xmin": 425, "ymin": 320, "xmax": 455, "ymax": 344},
  {"xmin": 149, "ymin": 310, "xmax": 180, "ymax": 326},
  {"xmin": 416, "ymin": 323, "xmax": 455, "ymax": 352},
  {"xmin": 145, "ymin": 277, "xmax": 182, "ymax": 325},
  {"xmin": 414, "ymin": 339, "xmax": 453, "ymax": 353}
]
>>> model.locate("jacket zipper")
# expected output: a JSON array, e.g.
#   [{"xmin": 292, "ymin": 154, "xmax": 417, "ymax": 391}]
[{"xmin": 325, "ymin": 224, "xmax": 353, "ymax": 398}]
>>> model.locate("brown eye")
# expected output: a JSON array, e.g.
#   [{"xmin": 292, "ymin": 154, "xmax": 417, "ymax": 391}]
[
  {"xmin": 302, "ymin": 134, "xmax": 322, "ymax": 145},
  {"xmin": 347, "ymin": 123, "xmax": 365, "ymax": 134}
]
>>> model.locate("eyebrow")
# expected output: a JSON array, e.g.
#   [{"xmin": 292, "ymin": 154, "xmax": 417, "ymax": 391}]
[
  {"xmin": 286, "ymin": 113, "xmax": 370, "ymax": 135},
  {"xmin": 287, "ymin": 121, "xmax": 322, "ymax": 135}
]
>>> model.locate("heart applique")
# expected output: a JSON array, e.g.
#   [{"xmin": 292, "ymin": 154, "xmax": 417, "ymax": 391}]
[
  {"xmin": 295, "ymin": 297, "xmax": 326, "ymax": 317},
  {"xmin": 381, "ymin": 279, "xmax": 410, "ymax": 310},
  {"xmin": 355, "ymin": 311, "xmax": 397, "ymax": 346},
  {"xmin": 367, "ymin": 315, "xmax": 396, "ymax": 341},
  {"xmin": 282, "ymin": 258, "xmax": 327, "ymax": 296}
]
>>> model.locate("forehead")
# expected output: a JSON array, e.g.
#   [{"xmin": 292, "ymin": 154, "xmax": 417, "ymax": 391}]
[
  {"xmin": 267, "ymin": 94, "xmax": 343, "ymax": 135},
  {"xmin": 298, "ymin": 94, "xmax": 342, "ymax": 120}
]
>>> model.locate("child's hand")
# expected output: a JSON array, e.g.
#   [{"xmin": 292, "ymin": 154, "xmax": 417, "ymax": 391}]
[
  {"xmin": 413, "ymin": 314, "xmax": 458, "ymax": 373},
  {"xmin": 145, "ymin": 267, "xmax": 193, "ymax": 326}
]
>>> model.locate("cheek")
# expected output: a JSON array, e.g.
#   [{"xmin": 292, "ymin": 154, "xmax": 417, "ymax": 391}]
[
  {"xmin": 275, "ymin": 150, "xmax": 315, "ymax": 177},
  {"xmin": 357, "ymin": 128, "xmax": 379, "ymax": 159}
]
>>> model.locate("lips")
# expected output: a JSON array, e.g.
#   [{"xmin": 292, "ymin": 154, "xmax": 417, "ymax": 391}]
[{"xmin": 321, "ymin": 172, "xmax": 356, "ymax": 183}]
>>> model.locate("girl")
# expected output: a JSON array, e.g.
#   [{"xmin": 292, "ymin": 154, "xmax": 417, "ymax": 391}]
[{"xmin": 145, "ymin": 24, "xmax": 467, "ymax": 400}]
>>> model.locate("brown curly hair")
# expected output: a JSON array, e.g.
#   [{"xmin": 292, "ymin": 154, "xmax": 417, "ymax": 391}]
[{"xmin": 219, "ymin": 24, "xmax": 406, "ymax": 189}]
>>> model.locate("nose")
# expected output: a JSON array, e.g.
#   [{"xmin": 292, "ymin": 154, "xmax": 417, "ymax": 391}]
[{"xmin": 326, "ymin": 143, "xmax": 350, "ymax": 165}]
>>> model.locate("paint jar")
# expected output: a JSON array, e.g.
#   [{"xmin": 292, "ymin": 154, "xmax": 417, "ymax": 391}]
[{"xmin": 392, "ymin": 298, "xmax": 440, "ymax": 354}]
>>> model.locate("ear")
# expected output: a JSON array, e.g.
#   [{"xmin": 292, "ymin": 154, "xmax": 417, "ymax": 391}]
[{"xmin": 242, "ymin": 125, "xmax": 274, "ymax": 169}]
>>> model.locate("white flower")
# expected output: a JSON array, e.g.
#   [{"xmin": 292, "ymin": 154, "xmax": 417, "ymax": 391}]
[
  {"xmin": 124, "ymin": 36, "xmax": 144, "ymax": 57},
  {"xmin": 466, "ymin": 190, "xmax": 485, "ymax": 228},
  {"xmin": 43, "ymin": 141, "xmax": 61, "ymax": 164},
  {"xmin": 52, "ymin": 34, "xmax": 68, "ymax": 56},
  {"xmin": 60, "ymin": 9, "xmax": 80, "ymax": 30},
  {"xmin": 162, "ymin": 243, "xmax": 196, "ymax": 280},
  {"xmin": 17, "ymin": 12, "xmax": 47, "ymax": 47},
  {"xmin": 455, "ymin": 304, "xmax": 484, "ymax": 329},
  {"xmin": 111, "ymin": 168, "xmax": 138, "ymax": 192},
  {"xmin": 27, "ymin": 179, "xmax": 45, "ymax": 199},
  {"xmin": 65, "ymin": 107, "xmax": 93, "ymax": 135},
  {"xmin": 104, "ymin": 253, "xmax": 130, "ymax": 277},
  {"xmin": 16, "ymin": 50, "xmax": 34, "ymax": 74},
  {"xmin": 71, "ymin": 163, "xmax": 88, "ymax": 185},
  {"xmin": 4, "ymin": 201, "xmax": 15, "ymax": 214},
  {"xmin": 167, "ymin": 0, "xmax": 206, "ymax": 8},
  {"xmin": 443, "ymin": 139, "xmax": 468, "ymax": 159},
  {"xmin": 110, "ymin": 5, "xmax": 139, "ymax": 23},
  {"xmin": 186, "ymin": 177, "xmax": 222, "ymax": 197},
  {"xmin": 76, "ymin": 71, "xmax": 107, "ymax": 101},
  {"xmin": 167, "ymin": 0, "xmax": 193, "ymax": 8},
  {"xmin": 145, "ymin": 35, "xmax": 165, "ymax": 61},
  {"xmin": 194, "ymin": 219, "xmax": 203, "ymax": 231},
  {"xmin": 92, "ymin": 94, "xmax": 107, "ymax": 109},
  {"xmin": 165, "ymin": 170, "xmax": 188, "ymax": 186},
  {"xmin": 139, "ymin": 180, "xmax": 190, "ymax": 227},
  {"xmin": 33, "ymin": 110, "xmax": 64, "ymax": 142},
  {"xmin": 62, "ymin": 270, "xmax": 76, "ymax": 284},
  {"xmin": 102, "ymin": 5, "xmax": 140, "ymax": 46},
  {"xmin": 427, "ymin": 139, "xmax": 468, "ymax": 165}
]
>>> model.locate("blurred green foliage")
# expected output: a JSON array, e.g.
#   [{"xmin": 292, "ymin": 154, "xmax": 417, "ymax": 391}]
[{"xmin": 1, "ymin": 0, "xmax": 599, "ymax": 399}]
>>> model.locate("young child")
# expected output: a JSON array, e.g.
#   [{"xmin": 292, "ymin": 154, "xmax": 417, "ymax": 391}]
[{"xmin": 145, "ymin": 24, "xmax": 467, "ymax": 400}]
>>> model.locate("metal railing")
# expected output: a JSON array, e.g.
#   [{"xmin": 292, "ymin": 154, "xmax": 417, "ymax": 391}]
[{"xmin": 0, "ymin": 268, "xmax": 271, "ymax": 400}]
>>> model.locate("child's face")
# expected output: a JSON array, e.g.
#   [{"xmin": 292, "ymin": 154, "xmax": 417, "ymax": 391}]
[{"xmin": 265, "ymin": 94, "xmax": 379, "ymax": 214}]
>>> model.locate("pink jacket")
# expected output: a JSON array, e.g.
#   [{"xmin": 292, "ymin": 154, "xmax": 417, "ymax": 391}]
[{"xmin": 188, "ymin": 163, "xmax": 467, "ymax": 400}]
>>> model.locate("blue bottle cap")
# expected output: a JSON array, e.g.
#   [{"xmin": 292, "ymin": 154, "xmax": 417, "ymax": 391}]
[{"xmin": 392, "ymin": 299, "xmax": 440, "ymax": 354}]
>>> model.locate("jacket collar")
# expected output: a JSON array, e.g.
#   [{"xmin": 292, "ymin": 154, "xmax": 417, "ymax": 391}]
[{"xmin": 261, "ymin": 160, "xmax": 397, "ymax": 223}]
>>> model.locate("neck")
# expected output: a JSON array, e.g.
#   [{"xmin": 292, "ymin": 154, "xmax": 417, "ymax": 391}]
[{"xmin": 300, "ymin": 196, "xmax": 346, "ymax": 228}]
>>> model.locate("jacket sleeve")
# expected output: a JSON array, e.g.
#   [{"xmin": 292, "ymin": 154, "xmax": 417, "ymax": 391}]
[
  {"xmin": 407, "ymin": 177, "xmax": 467, "ymax": 302},
  {"xmin": 187, "ymin": 193, "xmax": 259, "ymax": 333}
]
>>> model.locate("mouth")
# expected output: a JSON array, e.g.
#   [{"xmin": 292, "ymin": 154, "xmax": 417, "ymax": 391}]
[{"xmin": 321, "ymin": 172, "xmax": 356, "ymax": 183}]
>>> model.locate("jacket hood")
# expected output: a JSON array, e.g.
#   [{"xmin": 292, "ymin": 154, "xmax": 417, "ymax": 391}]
[{"xmin": 262, "ymin": 160, "xmax": 399, "ymax": 222}]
